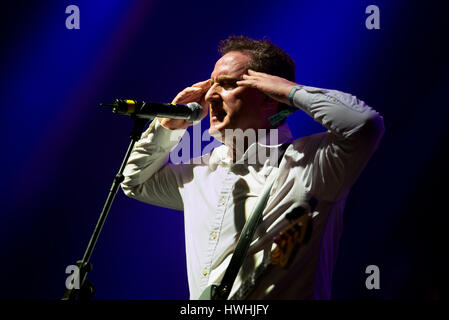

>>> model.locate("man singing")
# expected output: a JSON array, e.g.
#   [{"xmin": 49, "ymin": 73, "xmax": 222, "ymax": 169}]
[{"xmin": 121, "ymin": 35, "xmax": 384, "ymax": 299}]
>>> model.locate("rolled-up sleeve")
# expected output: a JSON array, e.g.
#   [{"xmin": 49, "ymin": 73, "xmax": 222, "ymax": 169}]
[
  {"xmin": 293, "ymin": 86, "xmax": 385, "ymax": 201},
  {"xmin": 121, "ymin": 119, "xmax": 187, "ymax": 211}
]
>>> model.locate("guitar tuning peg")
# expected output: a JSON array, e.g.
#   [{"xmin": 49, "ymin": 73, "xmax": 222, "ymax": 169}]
[
  {"xmin": 271, "ymin": 247, "xmax": 281, "ymax": 265},
  {"xmin": 273, "ymin": 235, "xmax": 281, "ymax": 245},
  {"xmin": 280, "ymin": 231, "xmax": 288, "ymax": 240}
]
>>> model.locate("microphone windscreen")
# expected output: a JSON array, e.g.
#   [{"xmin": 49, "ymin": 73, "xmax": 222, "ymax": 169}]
[{"xmin": 186, "ymin": 102, "xmax": 203, "ymax": 122}]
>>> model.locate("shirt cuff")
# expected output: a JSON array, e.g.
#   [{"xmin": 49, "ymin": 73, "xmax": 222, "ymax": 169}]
[
  {"xmin": 291, "ymin": 86, "xmax": 325, "ymax": 109},
  {"xmin": 139, "ymin": 118, "xmax": 186, "ymax": 151}
]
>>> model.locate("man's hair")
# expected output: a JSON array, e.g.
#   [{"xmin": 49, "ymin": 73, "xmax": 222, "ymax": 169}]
[
  {"xmin": 218, "ymin": 35, "xmax": 296, "ymax": 82},
  {"xmin": 218, "ymin": 35, "xmax": 296, "ymax": 118}
]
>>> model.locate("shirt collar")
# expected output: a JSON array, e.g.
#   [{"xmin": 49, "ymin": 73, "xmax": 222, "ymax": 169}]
[{"xmin": 208, "ymin": 123, "xmax": 293, "ymax": 169}]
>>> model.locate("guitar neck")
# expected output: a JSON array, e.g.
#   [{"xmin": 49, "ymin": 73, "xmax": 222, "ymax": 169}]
[
  {"xmin": 228, "ymin": 207, "xmax": 314, "ymax": 300},
  {"xmin": 229, "ymin": 254, "xmax": 273, "ymax": 300}
]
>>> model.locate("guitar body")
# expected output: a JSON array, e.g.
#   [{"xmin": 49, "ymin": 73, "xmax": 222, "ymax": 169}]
[
  {"xmin": 199, "ymin": 202, "xmax": 316, "ymax": 300},
  {"xmin": 199, "ymin": 284, "xmax": 229, "ymax": 300},
  {"xmin": 198, "ymin": 285, "xmax": 216, "ymax": 300}
]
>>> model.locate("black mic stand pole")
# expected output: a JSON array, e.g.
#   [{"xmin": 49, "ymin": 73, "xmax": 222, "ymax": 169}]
[{"xmin": 62, "ymin": 114, "xmax": 149, "ymax": 301}]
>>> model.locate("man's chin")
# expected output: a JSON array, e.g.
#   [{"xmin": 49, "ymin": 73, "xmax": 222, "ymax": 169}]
[{"xmin": 208, "ymin": 125, "xmax": 224, "ymax": 142}]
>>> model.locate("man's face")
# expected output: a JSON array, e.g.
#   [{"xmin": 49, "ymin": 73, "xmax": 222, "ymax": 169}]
[{"xmin": 205, "ymin": 51, "xmax": 270, "ymax": 140}]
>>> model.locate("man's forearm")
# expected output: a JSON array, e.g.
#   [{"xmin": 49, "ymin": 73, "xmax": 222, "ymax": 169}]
[
  {"xmin": 121, "ymin": 119, "xmax": 185, "ymax": 189},
  {"xmin": 292, "ymin": 86, "xmax": 384, "ymax": 142}
]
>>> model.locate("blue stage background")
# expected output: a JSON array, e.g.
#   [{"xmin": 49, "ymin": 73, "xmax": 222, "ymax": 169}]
[{"xmin": 0, "ymin": 0, "xmax": 444, "ymax": 299}]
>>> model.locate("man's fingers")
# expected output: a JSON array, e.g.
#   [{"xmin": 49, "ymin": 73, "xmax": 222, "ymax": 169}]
[
  {"xmin": 172, "ymin": 87, "xmax": 203, "ymax": 104},
  {"xmin": 242, "ymin": 74, "xmax": 260, "ymax": 81},
  {"xmin": 174, "ymin": 87, "xmax": 200, "ymax": 97},
  {"xmin": 236, "ymin": 80, "xmax": 257, "ymax": 88},
  {"xmin": 192, "ymin": 79, "xmax": 211, "ymax": 89},
  {"xmin": 247, "ymin": 69, "xmax": 267, "ymax": 77},
  {"xmin": 182, "ymin": 87, "xmax": 203, "ymax": 96},
  {"xmin": 238, "ymin": 73, "xmax": 262, "ymax": 87}
]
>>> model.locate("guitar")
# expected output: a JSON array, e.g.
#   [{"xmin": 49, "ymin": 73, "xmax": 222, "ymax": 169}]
[
  {"xmin": 199, "ymin": 203, "xmax": 315, "ymax": 300},
  {"xmin": 229, "ymin": 206, "xmax": 313, "ymax": 300}
]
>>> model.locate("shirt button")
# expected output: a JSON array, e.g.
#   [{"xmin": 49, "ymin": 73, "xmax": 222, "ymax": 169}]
[
  {"xmin": 219, "ymin": 197, "xmax": 226, "ymax": 205},
  {"xmin": 202, "ymin": 268, "xmax": 208, "ymax": 276},
  {"xmin": 210, "ymin": 232, "xmax": 217, "ymax": 240}
]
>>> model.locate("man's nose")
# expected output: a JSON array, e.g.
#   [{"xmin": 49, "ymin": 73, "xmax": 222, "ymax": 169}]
[{"xmin": 205, "ymin": 83, "xmax": 221, "ymax": 103}]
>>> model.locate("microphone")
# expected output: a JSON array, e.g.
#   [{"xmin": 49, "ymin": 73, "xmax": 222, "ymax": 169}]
[{"xmin": 100, "ymin": 99, "xmax": 203, "ymax": 122}]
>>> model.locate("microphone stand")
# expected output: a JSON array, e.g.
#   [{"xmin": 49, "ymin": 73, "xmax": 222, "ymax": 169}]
[{"xmin": 62, "ymin": 114, "xmax": 149, "ymax": 301}]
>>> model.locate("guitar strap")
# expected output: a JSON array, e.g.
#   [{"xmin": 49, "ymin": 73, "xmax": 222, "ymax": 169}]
[{"xmin": 212, "ymin": 142, "xmax": 290, "ymax": 300}]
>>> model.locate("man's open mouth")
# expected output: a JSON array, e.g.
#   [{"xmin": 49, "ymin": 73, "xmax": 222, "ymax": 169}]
[{"xmin": 211, "ymin": 106, "xmax": 227, "ymax": 122}]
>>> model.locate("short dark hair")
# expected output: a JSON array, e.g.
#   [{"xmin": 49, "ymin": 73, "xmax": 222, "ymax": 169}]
[
  {"xmin": 218, "ymin": 35, "xmax": 296, "ymax": 117},
  {"xmin": 219, "ymin": 35, "xmax": 296, "ymax": 81}
]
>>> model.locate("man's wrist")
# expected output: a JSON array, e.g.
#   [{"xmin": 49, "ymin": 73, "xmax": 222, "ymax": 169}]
[
  {"xmin": 159, "ymin": 118, "xmax": 190, "ymax": 130},
  {"xmin": 288, "ymin": 85, "xmax": 303, "ymax": 107}
]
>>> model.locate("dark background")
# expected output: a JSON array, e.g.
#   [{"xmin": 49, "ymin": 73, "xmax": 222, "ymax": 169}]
[{"xmin": 0, "ymin": 0, "xmax": 444, "ymax": 299}]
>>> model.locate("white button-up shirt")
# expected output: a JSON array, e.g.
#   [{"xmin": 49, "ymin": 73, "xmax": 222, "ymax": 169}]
[{"xmin": 121, "ymin": 86, "xmax": 385, "ymax": 299}]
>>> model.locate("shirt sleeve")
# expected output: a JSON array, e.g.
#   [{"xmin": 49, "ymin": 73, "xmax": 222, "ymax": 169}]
[
  {"xmin": 121, "ymin": 119, "xmax": 187, "ymax": 211},
  {"xmin": 292, "ymin": 86, "xmax": 385, "ymax": 202}
]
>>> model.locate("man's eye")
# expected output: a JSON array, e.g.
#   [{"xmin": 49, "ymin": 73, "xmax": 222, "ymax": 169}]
[{"xmin": 221, "ymin": 81, "xmax": 237, "ymax": 89}]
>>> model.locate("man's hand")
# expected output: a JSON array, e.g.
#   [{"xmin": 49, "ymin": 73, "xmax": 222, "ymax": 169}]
[
  {"xmin": 158, "ymin": 79, "xmax": 210, "ymax": 130},
  {"xmin": 237, "ymin": 69, "xmax": 299, "ymax": 105}
]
